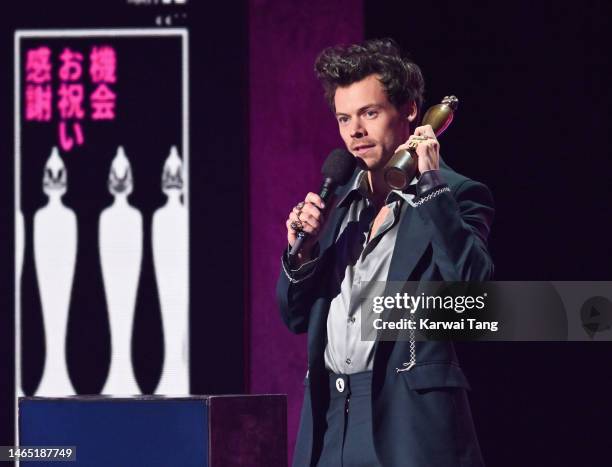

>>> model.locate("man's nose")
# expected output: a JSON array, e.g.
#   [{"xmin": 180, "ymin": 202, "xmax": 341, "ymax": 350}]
[{"xmin": 350, "ymin": 118, "xmax": 366, "ymax": 138}]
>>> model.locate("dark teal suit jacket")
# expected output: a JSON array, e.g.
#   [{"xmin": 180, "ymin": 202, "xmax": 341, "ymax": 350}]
[{"xmin": 277, "ymin": 161, "xmax": 495, "ymax": 467}]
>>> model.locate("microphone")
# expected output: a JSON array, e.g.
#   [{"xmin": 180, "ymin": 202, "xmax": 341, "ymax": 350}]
[{"xmin": 289, "ymin": 148, "xmax": 356, "ymax": 257}]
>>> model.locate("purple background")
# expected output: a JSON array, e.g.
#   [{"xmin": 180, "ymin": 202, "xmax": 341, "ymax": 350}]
[{"xmin": 248, "ymin": 0, "xmax": 362, "ymax": 460}]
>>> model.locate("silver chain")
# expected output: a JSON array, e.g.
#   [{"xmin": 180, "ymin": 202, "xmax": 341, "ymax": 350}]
[
  {"xmin": 396, "ymin": 187, "xmax": 451, "ymax": 372},
  {"xmin": 413, "ymin": 186, "xmax": 451, "ymax": 207},
  {"xmin": 396, "ymin": 320, "xmax": 417, "ymax": 373}
]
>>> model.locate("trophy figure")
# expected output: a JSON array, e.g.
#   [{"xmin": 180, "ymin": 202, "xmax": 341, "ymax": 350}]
[
  {"xmin": 99, "ymin": 146, "xmax": 142, "ymax": 395},
  {"xmin": 153, "ymin": 146, "xmax": 189, "ymax": 395},
  {"xmin": 34, "ymin": 147, "xmax": 77, "ymax": 396}
]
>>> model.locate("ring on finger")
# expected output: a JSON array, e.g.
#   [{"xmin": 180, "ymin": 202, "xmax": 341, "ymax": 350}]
[{"xmin": 290, "ymin": 220, "xmax": 303, "ymax": 232}]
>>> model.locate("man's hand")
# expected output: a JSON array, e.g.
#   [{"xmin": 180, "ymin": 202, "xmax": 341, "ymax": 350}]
[
  {"xmin": 286, "ymin": 192, "xmax": 326, "ymax": 265},
  {"xmin": 395, "ymin": 124, "xmax": 440, "ymax": 174}
]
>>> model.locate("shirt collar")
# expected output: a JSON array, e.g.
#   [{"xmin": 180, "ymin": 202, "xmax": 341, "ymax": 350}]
[{"xmin": 337, "ymin": 169, "xmax": 418, "ymax": 208}]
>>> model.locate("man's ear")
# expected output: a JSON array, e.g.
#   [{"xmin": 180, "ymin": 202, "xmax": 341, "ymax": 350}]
[
  {"xmin": 399, "ymin": 101, "xmax": 418, "ymax": 124},
  {"xmin": 406, "ymin": 100, "xmax": 418, "ymax": 123}
]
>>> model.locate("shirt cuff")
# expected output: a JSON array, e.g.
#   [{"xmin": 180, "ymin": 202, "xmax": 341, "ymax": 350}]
[
  {"xmin": 281, "ymin": 244, "xmax": 320, "ymax": 284},
  {"xmin": 417, "ymin": 169, "xmax": 446, "ymax": 196}
]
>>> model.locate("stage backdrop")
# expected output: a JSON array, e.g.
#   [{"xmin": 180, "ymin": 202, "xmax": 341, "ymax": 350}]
[
  {"xmin": 2, "ymin": 0, "xmax": 248, "ymax": 447},
  {"xmin": 16, "ymin": 30, "xmax": 189, "ymax": 398}
]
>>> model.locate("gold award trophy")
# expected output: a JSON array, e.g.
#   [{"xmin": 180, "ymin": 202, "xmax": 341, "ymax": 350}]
[{"xmin": 384, "ymin": 95, "xmax": 459, "ymax": 191}]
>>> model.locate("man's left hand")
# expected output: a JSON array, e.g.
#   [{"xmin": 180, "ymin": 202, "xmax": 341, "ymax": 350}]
[{"xmin": 395, "ymin": 124, "xmax": 440, "ymax": 174}]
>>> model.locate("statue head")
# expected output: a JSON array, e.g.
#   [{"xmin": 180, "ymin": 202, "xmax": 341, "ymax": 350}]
[
  {"xmin": 42, "ymin": 147, "xmax": 67, "ymax": 197},
  {"xmin": 108, "ymin": 146, "xmax": 133, "ymax": 196},
  {"xmin": 162, "ymin": 146, "xmax": 184, "ymax": 196}
]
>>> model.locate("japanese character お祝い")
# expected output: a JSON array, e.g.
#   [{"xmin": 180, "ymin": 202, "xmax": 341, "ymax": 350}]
[
  {"xmin": 59, "ymin": 48, "xmax": 83, "ymax": 81},
  {"xmin": 58, "ymin": 121, "xmax": 84, "ymax": 152},
  {"xmin": 58, "ymin": 83, "xmax": 85, "ymax": 119}
]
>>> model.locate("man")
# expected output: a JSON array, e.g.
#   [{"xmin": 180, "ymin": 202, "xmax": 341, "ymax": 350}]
[{"xmin": 277, "ymin": 38, "xmax": 494, "ymax": 467}]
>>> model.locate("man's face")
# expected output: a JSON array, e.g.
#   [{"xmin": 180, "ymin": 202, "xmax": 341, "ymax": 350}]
[{"xmin": 334, "ymin": 74, "xmax": 413, "ymax": 172}]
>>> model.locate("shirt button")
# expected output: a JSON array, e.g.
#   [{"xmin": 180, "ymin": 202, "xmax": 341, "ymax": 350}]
[
  {"xmin": 345, "ymin": 358, "xmax": 352, "ymax": 365},
  {"xmin": 347, "ymin": 316, "xmax": 356, "ymax": 324},
  {"xmin": 336, "ymin": 378, "xmax": 345, "ymax": 393}
]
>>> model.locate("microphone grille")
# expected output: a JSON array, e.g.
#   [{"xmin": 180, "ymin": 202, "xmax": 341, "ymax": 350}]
[{"xmin": 321, "ymin": 149, "xmax": 356, "ymax": 185}]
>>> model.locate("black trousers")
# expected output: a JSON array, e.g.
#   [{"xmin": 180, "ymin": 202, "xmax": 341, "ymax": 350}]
[{"xmin": 316, "ymin": 371, "xmax": 381, "ymax": 467}]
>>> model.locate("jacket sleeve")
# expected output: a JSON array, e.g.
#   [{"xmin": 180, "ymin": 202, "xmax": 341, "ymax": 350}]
[
  {"xmin": 416, "ymin": 179, "xmax": 495, "ymax": 281},
  {"xmin": 276, "ymin": 245, "xmax": 325, "ymax": 334}
]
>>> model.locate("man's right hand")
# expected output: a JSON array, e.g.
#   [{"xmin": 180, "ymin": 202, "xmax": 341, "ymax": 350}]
[{"xmin": 286, "ymin": 192, "xmax": 327, "ymax": 265}]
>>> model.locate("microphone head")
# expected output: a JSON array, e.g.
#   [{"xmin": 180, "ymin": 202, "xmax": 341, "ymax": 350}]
[{"xmin": 321, "ymin": 148, "xmax": 356, "ymax": 186}]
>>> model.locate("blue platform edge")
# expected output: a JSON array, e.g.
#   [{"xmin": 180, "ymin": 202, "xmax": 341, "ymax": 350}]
[{"xmin": 19, "ymin": 397, "xmax": 209, "ymax": 467}]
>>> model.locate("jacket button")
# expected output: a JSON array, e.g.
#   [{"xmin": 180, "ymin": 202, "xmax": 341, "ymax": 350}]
[{"xmin": 336, "ymin": 378, "xmax": 345, "ymax": 393}]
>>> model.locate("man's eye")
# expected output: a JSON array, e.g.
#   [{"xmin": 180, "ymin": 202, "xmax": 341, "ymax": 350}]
[
  {"xmin": 338, "ymin": 116, "xmax": 349, "ymax": 124},
  {"xmin": 365, "ymin": 110, "xmax": 378, "ymax": 118}
]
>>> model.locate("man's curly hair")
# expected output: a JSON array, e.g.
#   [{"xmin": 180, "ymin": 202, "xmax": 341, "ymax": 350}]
[{"xmin": 314, "ymin": 38, "xmax": 425, "ymax": 121}]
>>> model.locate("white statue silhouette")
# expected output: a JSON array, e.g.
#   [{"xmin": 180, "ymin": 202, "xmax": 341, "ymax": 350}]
[
  {"xmin": 16, "ymin": 209, "xmax": 25, "ymax": 397},
  {"xmin": 16, "ymin": 211, "xmax": 24, "ymax": 285},
  {"xmin": 99, "ymin": 146, "xmax": 142, "ymax": 395},
  {"xmin": 34, "ymin": 147, "xmax": 77, "ymax": 396},
  {"xmin": 153, "ymin": 146, "xmax": 189, "ymax": 395}
]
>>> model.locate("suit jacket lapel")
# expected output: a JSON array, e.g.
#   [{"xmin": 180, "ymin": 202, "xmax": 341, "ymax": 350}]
[
  {"xmin": 374, "ymin": 203, "xmax": 433, "ymax": 367},
  {"xmin": 381, "ymin": 203, "xmax": 432, "ymax": 329},
  {"xmin": 317, "ymin": 170, "xmax": 357, "ymax": 254},
  {"xmin": 318, "ymin": 200, "xmax": 348, "ymax": 254},
  {"xmin": 320, "ymin": 175, "xmax": 434, "ymax": 283}
]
